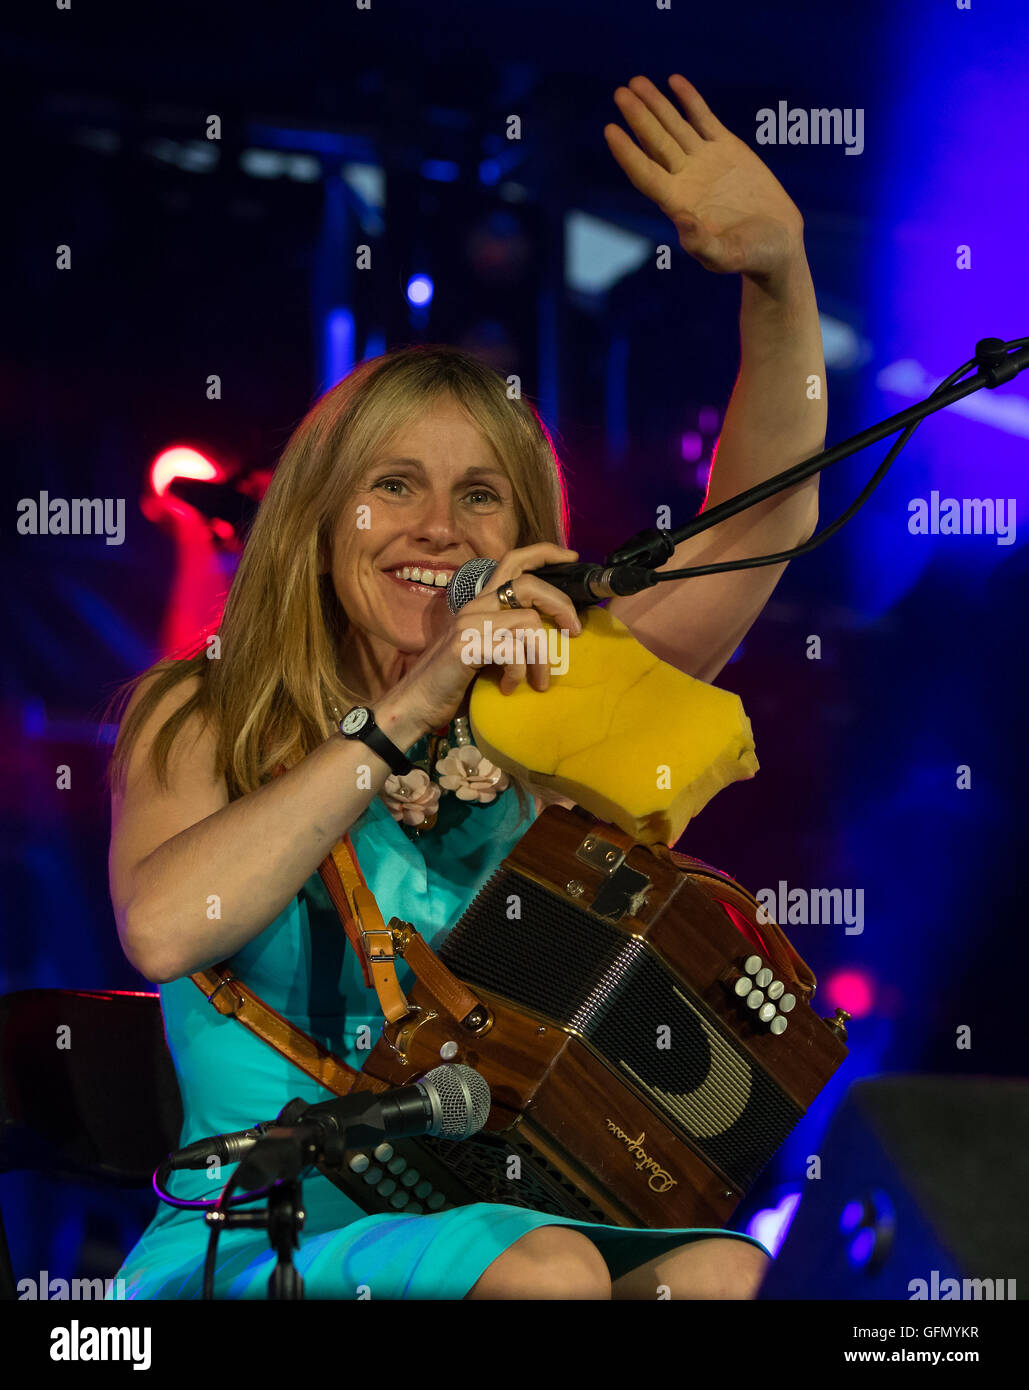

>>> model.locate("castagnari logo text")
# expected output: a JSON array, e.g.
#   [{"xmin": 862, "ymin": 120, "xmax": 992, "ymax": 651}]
[{"xmin": 605, "ymin": 1119, "xmax": 678, "ymax": 1193}]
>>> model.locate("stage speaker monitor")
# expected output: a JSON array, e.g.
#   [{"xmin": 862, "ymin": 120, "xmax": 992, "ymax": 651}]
[{"xmin": 758, "ymin": 1075, "xmax": 1028, "ymax": 1300}]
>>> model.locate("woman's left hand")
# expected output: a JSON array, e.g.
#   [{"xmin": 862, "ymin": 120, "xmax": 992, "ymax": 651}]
[{"xmin": 604, "ymin": 74, "xmax": 805, "ymax": 282}]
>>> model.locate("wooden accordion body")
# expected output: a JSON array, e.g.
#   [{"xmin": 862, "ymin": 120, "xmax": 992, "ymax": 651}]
[{"xmin": 319, "ymin": 804, "xmax": 849, "ymax": 1230}]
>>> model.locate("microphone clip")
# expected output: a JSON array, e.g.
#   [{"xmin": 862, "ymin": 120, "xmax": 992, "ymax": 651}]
[{"xmin": 604, "ymin": 526, "xmax": 676, "ymax": 570}]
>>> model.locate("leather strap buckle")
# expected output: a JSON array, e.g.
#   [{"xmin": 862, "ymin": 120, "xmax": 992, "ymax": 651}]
[
  {"xmin": 204, "ymin": 975, "xmax": 243, "ymax": 1016},
  {"xmin": 361, "ymin": 928, "xmax": 396, "ymax": 964}
]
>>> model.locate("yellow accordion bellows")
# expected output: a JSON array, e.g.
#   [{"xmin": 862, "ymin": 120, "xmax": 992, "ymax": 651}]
[{"xmin": 468, "ymin": 604, "xmax": 758, "ymax": 845}]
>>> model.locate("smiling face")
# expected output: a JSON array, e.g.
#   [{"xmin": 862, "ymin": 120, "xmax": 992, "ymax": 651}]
[{"xmin": 328, "ymin": 395, "xmax": 522, "ymax": 697}]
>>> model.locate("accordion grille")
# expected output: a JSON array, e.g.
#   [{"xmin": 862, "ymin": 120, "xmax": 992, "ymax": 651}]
[{"xmin": 437, "ymin": 867, "xmax": 803, "ymax": 1190}]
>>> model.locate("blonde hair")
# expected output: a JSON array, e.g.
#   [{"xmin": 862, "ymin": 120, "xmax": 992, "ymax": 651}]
[{"xmin": 107, "ymin": 343, "xmax": 571, "ymax": 824}]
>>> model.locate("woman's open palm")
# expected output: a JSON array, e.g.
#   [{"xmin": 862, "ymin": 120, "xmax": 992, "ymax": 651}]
[{"xmin": 604, "ymin": 73, "xmax": 804, "ymax": 280}]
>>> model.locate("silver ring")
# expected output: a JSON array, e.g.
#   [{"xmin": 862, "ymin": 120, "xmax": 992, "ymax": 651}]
[{"xmin": 496, "ymin": 581, "xmax": 522, "ymax": 610}]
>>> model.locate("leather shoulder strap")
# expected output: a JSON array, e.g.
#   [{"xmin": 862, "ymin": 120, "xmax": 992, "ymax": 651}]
[
  {"xmin": 316, "ymin": 836, "xmax": 375, "ymax": 990},
  {"xmin": 269, "ymin": 758, "xmax": 415, "ymax": 1022},
  {"xmin": 321, "ymin": 836, "xmax": 416, "ymax": 1024},
  {"xmin": 183, "ymin": 770, "xmax": 484, "ymax": 1091},
  {"xmin": 190, "ymin": 964, "xmax": 360, "ymax": 1097},
  {"xmin": 324, "ymin": 834, "xmax": 483, "ymax": 1027}
]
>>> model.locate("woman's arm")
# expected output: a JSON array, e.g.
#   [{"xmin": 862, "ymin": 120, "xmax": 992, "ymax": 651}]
[
  {"xmin": 112, "ymin": 542, "xmax": 583, "ymax": 984},
  {"xmin": 602, "ymin": 74, "xmax": 825, "ymax": 682},
  {"xmin": 109, "ymin": 677, "xmax": 428, "ymax": 985},
  {"xmin": 608, "ymin": 249, "xmax": 824, "ymax": 683}
]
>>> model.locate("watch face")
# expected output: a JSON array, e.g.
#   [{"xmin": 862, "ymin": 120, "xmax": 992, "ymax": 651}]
[{"xmin": 341, "ymin": 707, "xmax": 369, "ymax": 735}]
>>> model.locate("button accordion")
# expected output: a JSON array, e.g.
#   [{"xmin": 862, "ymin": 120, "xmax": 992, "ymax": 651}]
[{"xmin": 318, "ymin": 804, "xmax": 848, "ymax": 1229}]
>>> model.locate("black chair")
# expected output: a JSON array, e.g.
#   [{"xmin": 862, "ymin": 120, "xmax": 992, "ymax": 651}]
[{"xmin": 0, "ymin": 988, "xmax": 183, "ymax": 1299}]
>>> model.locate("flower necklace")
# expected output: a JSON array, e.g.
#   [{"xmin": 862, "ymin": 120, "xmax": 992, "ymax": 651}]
[{"xmin": 367, "ymin": 713, "xmax": 509, "ymax": 835}]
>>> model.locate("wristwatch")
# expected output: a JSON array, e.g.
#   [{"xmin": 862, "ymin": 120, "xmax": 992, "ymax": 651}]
[{"xmin": 338, "ymin": 705, "xmax": 414, "ymax": 776}]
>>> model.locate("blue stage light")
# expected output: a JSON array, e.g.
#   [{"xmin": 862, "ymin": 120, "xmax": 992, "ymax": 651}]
[
  {"xmin": 323, "ymin": 308, "xmax": 355, "ymax": 390},
  {"xmin": 840, "ymin": 1199, "xmax": 865, "ymax": 1233},
  {"xmin": 848, "ymin": 1227, "xmax": 876, "ymax": 1266},
  {"xmin": 746, "ymin": 1190, "xmax": 802, "ymax": 1256},
  {"xmin": 406, "ymin": 275, "xmax": 434, "ymax": 307}
]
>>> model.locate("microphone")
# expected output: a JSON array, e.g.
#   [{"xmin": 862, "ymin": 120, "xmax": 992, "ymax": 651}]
[
  {"xmin": 445, "ymin": 557, "xmax": 659, "ymax": 616},
  {"xmin": 168, "ymin": 1064, "xmax": 490, "ymax": 1171},
  {"xmin": 298, "ymin": 1062, "xmax": 490, "ymax": 1145}
]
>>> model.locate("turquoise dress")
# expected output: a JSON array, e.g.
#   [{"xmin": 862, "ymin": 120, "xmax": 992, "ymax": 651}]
[{"xmin": 108, "ymin": 737, "xmax": 770, "ymax": 1300}]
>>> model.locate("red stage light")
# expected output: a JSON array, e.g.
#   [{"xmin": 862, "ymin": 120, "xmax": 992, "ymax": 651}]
[
  {"xmin": 143, "ymin": 447, "xmax": 229, "ymax": 657},
  {"xmin": 149, "ymin": 446, "xmax": 221, "ymax": 499},
  {"xmin": 823, "ymin": 969, "xmax": 875, "ymax": 1019}
]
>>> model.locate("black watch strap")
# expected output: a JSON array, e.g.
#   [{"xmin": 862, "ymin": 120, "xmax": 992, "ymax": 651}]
[{"xmin": 338, "ymin": 706, "xmax": 414, "ymax": 776}]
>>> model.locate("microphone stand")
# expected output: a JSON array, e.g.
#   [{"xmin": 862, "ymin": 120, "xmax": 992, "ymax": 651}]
[
  {"xmin": 266, "ymin": 1179, "xmax": 305, "ymax": 1300},
  {"xmin": 177, "ymin": 1067, "xmax": 477, "ymax": 1300},
  {"xmin": 605, "ymin": 336, "xmax": 1029, "ymax": 570},
  {"xmin": 200, "ymin": 1105, "xmax": 354, "ymax": 1301}
]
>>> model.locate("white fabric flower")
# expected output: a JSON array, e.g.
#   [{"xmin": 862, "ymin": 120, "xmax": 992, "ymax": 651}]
[
  {"xmin": 381, "ymin": 768, "xmax": 442, "ymax": 826},
  {"xmin": 435, "ymin": 744, "xmax": 510, "ymax": 803}
]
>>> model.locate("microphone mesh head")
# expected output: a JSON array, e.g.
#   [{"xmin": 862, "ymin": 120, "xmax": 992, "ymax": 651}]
[
  {"xmin": 420, "ymin": 1064, "xmax": 492, "ymax": 1139},
  {"xmin": 446, "ymin": 558, "xmax": 498, "ymax": 615}
]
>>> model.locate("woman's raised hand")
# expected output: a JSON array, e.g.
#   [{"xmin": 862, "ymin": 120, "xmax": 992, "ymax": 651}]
[{"xmin": 604, "ymin": 74, "xmax": 805, "ymax": 282}]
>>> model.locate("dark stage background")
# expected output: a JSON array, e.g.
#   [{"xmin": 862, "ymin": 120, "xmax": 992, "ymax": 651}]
[{"xmin": 2, "ymin": 0, "xmax": 1027, "ymax": 1293}]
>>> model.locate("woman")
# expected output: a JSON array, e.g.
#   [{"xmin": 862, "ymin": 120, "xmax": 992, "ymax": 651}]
[{"xmin": 106, "ymin": 74, "xmax": 822, "ymax": 1300}]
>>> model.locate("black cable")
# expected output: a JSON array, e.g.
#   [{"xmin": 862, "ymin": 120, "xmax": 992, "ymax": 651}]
[
  {"xmin": 151, "ymin": 1157, "xmax": 275, "ymax": 1211},
  {"xmin": 152, "ymin": 1095, "xmax": 317, "ymax": 1299},
  {"xmin": 652, "ymin": 337, "xmax": 1028, "ymax": 582},
  {"xmin": 202, "ymin": 1167, "xmax": 246, "ymax": 1301}
]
